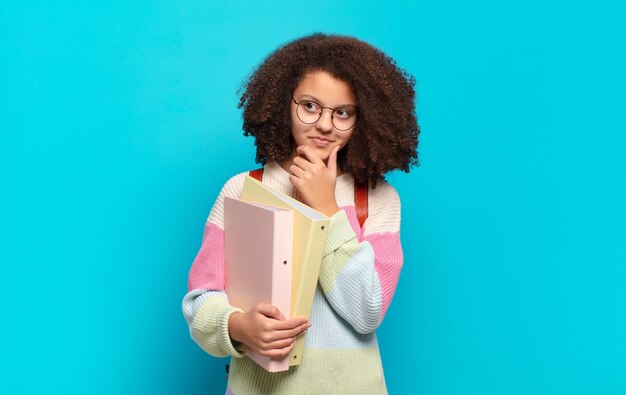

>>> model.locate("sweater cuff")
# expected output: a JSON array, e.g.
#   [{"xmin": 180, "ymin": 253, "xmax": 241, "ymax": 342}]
[
  {"xmin": 323, "ymin": 209, "xmax": 357, "ymax": 256},
  {"xmin": 219, "ymin": 307, "xmax": 246, "ymax": 358},
  {"xmin": 192, "ymin": 296, "xmax": 246, "ymax": 358}
]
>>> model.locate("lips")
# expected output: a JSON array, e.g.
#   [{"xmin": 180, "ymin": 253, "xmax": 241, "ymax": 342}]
[{"xmin": 309, "ymin": 136, "xmax": 332, "ymax": 148}]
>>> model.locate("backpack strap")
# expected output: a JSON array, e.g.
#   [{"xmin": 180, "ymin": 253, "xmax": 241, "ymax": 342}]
[
  {"xmin": 249, "ymin": 168, "xmax": 369, "ymax": 227},
  {"xmin": 354, "ymin": 180, "xmax": 368, "ymax": 228},
  {"xmin": 249, "ymin": 168, "xmax": 264, "ymax": 182}
]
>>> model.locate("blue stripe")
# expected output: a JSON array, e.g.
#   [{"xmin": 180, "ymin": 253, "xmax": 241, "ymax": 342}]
[
  {"xmin": 305, "ymin": 286, "xmax": 379, "ymax": 349},
  {"xmin": 325, "ymin": 242, "xmax": 383, "ymax": 334}
]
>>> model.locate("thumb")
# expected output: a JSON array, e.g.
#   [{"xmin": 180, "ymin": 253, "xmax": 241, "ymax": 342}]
[
  {"xmin": 327, "ymin": 145, "xmax": 340, "ymax": 174},
  {"xmin": 257, "ymin": 303, "xmax": 285, "ymax": 320}
]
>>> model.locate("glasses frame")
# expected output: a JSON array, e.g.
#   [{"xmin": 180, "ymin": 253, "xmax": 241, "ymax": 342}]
[{"xmin": 291, "ymin": 96, "xmax": 357, "ymax": 131}]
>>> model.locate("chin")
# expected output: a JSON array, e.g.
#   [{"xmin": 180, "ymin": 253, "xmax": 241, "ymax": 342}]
[{"xmin": 313, "ymin": 149, "xmax": 332, "ymax": 161}]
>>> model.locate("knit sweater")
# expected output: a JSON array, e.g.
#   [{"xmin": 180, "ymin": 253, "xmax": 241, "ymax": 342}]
[{"xmin": 182, "ymin": 162, "xmax": 403, "ymax": 395}]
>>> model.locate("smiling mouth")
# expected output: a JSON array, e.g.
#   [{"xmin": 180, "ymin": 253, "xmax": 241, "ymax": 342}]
[{"xmin": 309, "ymin": 136, "xmax": 332, "ymax": 148}]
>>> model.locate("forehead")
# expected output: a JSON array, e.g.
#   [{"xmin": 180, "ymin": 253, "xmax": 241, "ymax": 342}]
[{"xmin": 293, "ymin": 71, "xmax": 356, "ymax": 105}]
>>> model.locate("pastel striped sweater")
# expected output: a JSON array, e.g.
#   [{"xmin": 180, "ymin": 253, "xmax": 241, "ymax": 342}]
[{"xmin": 182, "ymin": 162, "xmax": 403, "ymax": 394}]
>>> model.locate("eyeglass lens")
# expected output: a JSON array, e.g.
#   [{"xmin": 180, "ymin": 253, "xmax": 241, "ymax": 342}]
[{"xmin": 295, "ymin": 100, "xmax": 356, "ymax": 131}]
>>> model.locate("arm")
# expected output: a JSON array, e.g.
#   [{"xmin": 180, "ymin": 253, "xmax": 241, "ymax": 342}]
[
  {"xmin": 182, "ymin": 173, "xmax": 309, "ymax": 358},
  {"xmin": 182, "ymin": 175, "xmax": 247, "ymax": 357},
  {"xmin": 182, "ymin": 289, "xmax": 309, "ymax": 359},
  {"xmin": 318, "ymin": 184, "xmax": 403, "ymax": 334},
  {"xmin": 288, "ymin": 145, "xmax": 403, "ymax": 334},
  {"xmin": 182, "ymin": 289, "xmax": 245, "ymax": 357}
]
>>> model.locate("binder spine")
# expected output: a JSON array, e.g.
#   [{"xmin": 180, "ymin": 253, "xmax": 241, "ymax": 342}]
[{"xmin": 272, "ymin": 212, "xmax": 293, "ymax": 321}]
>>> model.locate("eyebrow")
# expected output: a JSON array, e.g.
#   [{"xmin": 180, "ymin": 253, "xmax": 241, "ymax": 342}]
[{"xmin": 298, "ymin": 94, "xmax": 356, "ymax": 109}]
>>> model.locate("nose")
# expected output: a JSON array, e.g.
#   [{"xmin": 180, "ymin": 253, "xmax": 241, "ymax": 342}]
[{"xmin": 315, "ymin": 109, "xmax": 333, "ymax": 133}]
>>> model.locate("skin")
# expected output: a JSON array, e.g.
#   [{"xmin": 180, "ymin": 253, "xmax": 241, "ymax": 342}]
[
  {"xmin": 284, "ymin": 71, "xmax": 356, "ymax": 217},
  {"xmin": 229, "ymin": 71, "xmax": 356, "ymax": 359}
]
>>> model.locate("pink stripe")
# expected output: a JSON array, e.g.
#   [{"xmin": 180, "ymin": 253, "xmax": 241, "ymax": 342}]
[
  {"xmin": 363, "ymin": 232, "xmax": 403, "ymax": 317},
  {"xmin": 188, "ymin": 223, "xmax": 225, "ymax": 291},
  {"xmin": 340, "ymin": 205, "xmax": 363, "ymax": 241}
]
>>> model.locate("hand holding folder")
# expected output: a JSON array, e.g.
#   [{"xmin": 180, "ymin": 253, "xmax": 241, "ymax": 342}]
[
  {"xmin": 224, "ymin": 197, "xmax": 295, "ymax": 372},
  {"xmin": 225, "ymin": 177, "xmax": 330, "ymax": 372},
  {"xmin": 240, "ymin": 176, "xmax": 330, "ymax": 367},
  {"xmin": 227, "ymin": 302, "xmax": 310, "ymax": 367}
]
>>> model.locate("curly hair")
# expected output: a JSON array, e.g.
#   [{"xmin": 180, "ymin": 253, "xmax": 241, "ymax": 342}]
[{"xmin": 238, "ymin": 33, "xmax": 420, "ymax": 184}]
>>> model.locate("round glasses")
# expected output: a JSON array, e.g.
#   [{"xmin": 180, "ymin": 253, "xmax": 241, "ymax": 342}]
[{"xmin": 292, "ymin": 97, "xmax": 357, "ymax": 131}]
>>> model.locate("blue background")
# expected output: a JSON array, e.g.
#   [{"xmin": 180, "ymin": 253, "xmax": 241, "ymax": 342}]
[{"xmin": 1, "ymin": 1, "xmax": 625, "ymax": 394}]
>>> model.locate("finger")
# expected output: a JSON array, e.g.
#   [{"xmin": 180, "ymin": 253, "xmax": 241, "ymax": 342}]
[
  {"xmin": 282, "ymin": 321, "xmax": 311, "ymax": 339},
  {"xmin": 288, "ymin": 174, "xmax": 302, "ymax": 189},
  {"xmin": 292, "ymin": 155, "xmax": 313, "ymax": 171},
  {"xmin": 327, "ymin": 145, "xmax": 340, "ymax": 173},
  {"xmin": 251, "ymin": 320, "xmax": 303, "ymax": 347},
  {"xmin": 269, "ymin": 316, "xmax": 309, "ymax": 331},
  {"xmin": 259, "ymin": 340, "xmax": 297, "ymax": 359},
  {"xmin": 256, "ymin": 303, "xmax": 285, "ymax": 320},
  {"xmin": 259, "ymin": 336, "xmax": 296, "ymax": 351},
  {"xmin": 296, "ymin": 145, "xmax": 324, "ymax": 165},
  {"xmin": 263, "ymin": 323, "xmax": 310, "ymax": 344},
  {"xmin": 263, "ymin": 321, "xmax": 311, "ymax": 343},
  {"xmin": 289, "ymin": 163, "xmax": 306, "ymax": 179}
]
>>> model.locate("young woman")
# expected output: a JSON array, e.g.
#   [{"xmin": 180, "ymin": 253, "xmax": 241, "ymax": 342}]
[{"xmin": 183, "ymin": 33, "xmax": 419, "ymax": 394}]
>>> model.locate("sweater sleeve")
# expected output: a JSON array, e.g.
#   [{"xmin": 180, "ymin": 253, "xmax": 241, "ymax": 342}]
[
  {"xmin": 182, "ymin": 289, "xmax": 244, "ymax": 357},
  {"xmin": 317, "ymin": 183, "xmax": 403, "ymax": 334},
  {"xmin": 181, "ymin": 173, "xmax": 247, "ymax": 358}
]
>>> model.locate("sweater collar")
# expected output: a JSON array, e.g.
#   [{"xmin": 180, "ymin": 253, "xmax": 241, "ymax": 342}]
[{"xmin": 265, "ymin": 162, "xmax": 354, "ymax": 194}]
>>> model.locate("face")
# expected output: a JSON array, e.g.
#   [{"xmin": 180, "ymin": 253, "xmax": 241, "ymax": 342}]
[{"xmin": 289, "ymin": 71, "xmax": 357, "ymax": 163}]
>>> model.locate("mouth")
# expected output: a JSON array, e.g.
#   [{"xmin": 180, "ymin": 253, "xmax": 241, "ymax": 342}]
[{"xmin": 309, "ymin": 136, "xmax": 333, "ymax": 148}]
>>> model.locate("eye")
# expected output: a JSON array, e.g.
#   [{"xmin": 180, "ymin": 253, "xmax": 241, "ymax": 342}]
[
  {"xmin": 334, "ymin": 108, "xmax": 354, "ymax": 119},
  {"xmin": 301, "ymin": 100, "xmax": 320, "ymax": 113}
]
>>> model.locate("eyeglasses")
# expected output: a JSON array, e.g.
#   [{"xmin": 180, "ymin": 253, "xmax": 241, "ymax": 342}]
[{"xmin": 291, "ymin": 97, "xmax": 357, "ymax": 131}]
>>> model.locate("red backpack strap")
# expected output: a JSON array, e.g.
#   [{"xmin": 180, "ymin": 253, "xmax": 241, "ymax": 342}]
[
  {"xmin": 249, "ymin": 167, "xmax": 369, "ymax": 228},
  {"xmin": 355, "ymin": 180, "xmax": 369, "ymax": 228},
  {"xmin": 249, "ymin": 168, "xmax": 264, "ymax": 182}
]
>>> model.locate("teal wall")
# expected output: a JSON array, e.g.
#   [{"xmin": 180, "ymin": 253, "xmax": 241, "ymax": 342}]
[{"xmin": 1, "ymin": 1, "xmax": 625, "ymax": 394}]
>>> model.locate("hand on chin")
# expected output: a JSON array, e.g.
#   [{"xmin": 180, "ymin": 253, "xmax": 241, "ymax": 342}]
[
  {"xmin": 287, "ymin": 145, "xmax": 341, "ymax": 216},
  {"xmin": 305, "ymin": 140, "xmax": 333, "ymax": 162}
]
